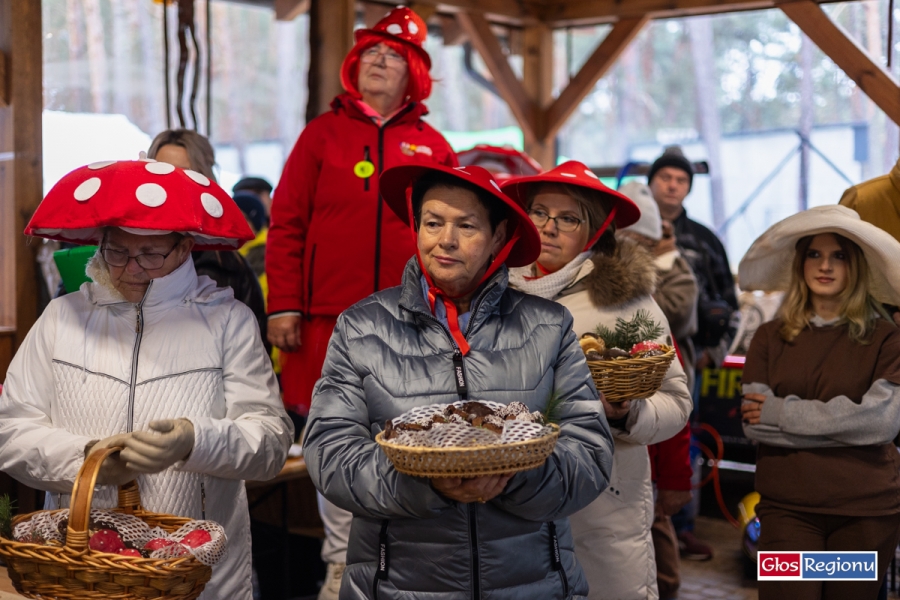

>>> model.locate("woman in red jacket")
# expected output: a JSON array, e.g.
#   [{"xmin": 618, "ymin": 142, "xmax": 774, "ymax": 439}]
[{"xmin": 265, "ymin": 7, "xmax": 456, "ymax": 598}]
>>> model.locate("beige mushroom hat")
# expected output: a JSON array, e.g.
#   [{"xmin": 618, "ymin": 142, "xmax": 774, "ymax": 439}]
[
  {"xmin": 738, "ymin": 204, "xmax": 900, "ymax": 306},
  {"xmin": 25, "ymin": 159, "xmax": 254, "ymax": 250}
]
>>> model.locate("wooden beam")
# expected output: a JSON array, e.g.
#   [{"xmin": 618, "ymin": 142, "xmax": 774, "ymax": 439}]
[
  {"xmin": 542, "ymin": 0, "xmax": 845, "ymax": 27},
  {"xmin": 408, "ymin": 0, "xmax": 543, "ymax": 26},
  {"xmin": 522, "ymin": 23, "xmax": 554, "ymax": 167},
  {"xmin": 274, "ymin": 0, "xmax": 309, "ymax": 21},
  {"xmin": 781, "ymin": 0, "xmax": 900, "ymax": 127},
  {"xmin": 0, "ymin": 49, "xmax": 6, "ymax": 107},
  {"xmin": 305, "ymin": 0, "xmax": 354, "ymax": 120},
  {"xmin": 409, "ymin": 3, "xmax": 439, "ymax": 22},
  {"xmin": 544, "ymin": 16, "xmax": 647, "ymax": 140},
  {"xmin": 455, "ymin": 12, "xmax": 539, "ymax": 142}
]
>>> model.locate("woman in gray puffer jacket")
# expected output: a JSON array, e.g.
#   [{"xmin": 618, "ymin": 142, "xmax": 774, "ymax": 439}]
[{"xmin": 303, "ymin": 163, "xmax": 614, "ymax": 600}]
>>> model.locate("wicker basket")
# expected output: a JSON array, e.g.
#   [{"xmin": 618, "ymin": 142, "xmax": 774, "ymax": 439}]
[
  {"xmin": 0, "ymin": 446, "xmax": 212, "ymax": 599},
  {"xmin": 587, "ymin": 348, "xmax": 677, "ymax": 403},
  {"xmin": 376, "ymin": 423, "xmax": 559, "ymax": 478}
]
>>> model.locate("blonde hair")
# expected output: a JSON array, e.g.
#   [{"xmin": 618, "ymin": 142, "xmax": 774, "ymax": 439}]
[
  {"xmin": 526, "ymin": 182, "xmax": 617, "ymax": 255},
  {"xmin": 779, "ymin": 233, "xmax": 880, "ymax": 344}
]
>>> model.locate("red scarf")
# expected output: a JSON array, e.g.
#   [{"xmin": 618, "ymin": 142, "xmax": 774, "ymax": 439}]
[{"xmin": 406, "ymin": 188, "xmax": 521, "ymax": 355}]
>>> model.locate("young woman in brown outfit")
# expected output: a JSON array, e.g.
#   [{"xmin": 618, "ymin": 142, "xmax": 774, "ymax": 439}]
[{"xmin": 739, "ymin": 205, "xmax": 900, "ymax": 600}]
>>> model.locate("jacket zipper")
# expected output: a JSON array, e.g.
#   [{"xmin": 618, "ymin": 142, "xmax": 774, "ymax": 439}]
[
  {"xmin": 468, "ymin": 503, "xmax": 480, "ymax": 600},
  {"xmin": 548, "ymin": 521, "xmax": 569, "ymax": 598},
  {"xmin": 372, "ymin": 104, "xmax": 415, "ymax": 294},
  {"xmin": 127, "ymin": 285, "xmax": 150, "ymax": 433},
  {"xmin": 363, "ymin": 146, "xmax": 371, "ymax": 192},
  {"xmin": 306, "ymin": 244, "xmax": 317, "ymax": 318}
]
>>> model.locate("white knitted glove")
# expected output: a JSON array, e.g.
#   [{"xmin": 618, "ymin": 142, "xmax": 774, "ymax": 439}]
[{"xmin": 121, "ymin": 419, "xmax": 195, "ymax": 474}]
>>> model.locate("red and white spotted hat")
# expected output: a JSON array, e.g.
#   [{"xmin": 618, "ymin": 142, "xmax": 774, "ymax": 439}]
[
  {"xmin": 380, "ymin": 163, "xmax": 541, "ymax": 268},
  {"xmin": 355, "ymin": 6, "xmax": 431, "ymax": 69},
  {"xmin": 25, "ymin": 160, "xmax": 254, "ymax": 251},
  {"xmin": 500, "ymin": 160, "xmax": 641, "ymax": 228}
]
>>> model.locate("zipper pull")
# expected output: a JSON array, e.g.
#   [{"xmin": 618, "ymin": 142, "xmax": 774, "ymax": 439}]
[
  {"xmin": 135, "ymin": 308, "xmax": 143, "ymax": 334},
  {"xmin": 452, "ymin": 350, "xmax": 468, "ymax": 400},
  {"xmin": 377, "ymin": 520, "xmax": 389, "ymax": 580},
  {"xmin": 200, "ymin": 480, "xmax": 207, "ymax": 520}
]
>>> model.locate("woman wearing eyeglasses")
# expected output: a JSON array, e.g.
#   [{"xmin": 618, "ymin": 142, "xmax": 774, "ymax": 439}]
[
  {"xmin": 265, "ymin": 8, "xmax": 457, "ymax": 596},
  {"xmin": 503, "ymin": 163, "xmax": 693, "ymax": 600},
  {"xmin": 0, "ymin": 160, "xmax": 294, "ymax": 599}
]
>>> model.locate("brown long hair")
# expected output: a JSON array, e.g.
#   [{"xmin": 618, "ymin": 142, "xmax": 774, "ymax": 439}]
[
  {"xmin": 779, "ymin": 233, "xmax": 879, "ymax": 343},
  {"xmin": 147, "ymin": 129, "xmax": 217, "ymax": 182}
]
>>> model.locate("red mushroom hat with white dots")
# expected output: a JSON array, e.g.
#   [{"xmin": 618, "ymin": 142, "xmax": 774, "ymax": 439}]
[
  {"xmin": 355, "ymin": 6, "xmax": 431, "ymax": 69},
  {"xmin": 25, "ymin": 160, "xmax": 254, "ymax": 251}
]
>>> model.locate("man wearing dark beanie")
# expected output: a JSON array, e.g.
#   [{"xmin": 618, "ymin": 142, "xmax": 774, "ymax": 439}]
[{"xmin": 647, "ymin": 146, "xmax": 738, "ymax": 569}]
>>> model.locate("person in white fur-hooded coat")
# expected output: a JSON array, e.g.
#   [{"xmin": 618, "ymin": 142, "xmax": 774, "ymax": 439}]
[
  {"xmin": 0, "ymin": 160, "xmax": 294, "ymax": 599},
  {"xmin": 504, "ymin": 163, "xmax": 693, "ymax": 600}
]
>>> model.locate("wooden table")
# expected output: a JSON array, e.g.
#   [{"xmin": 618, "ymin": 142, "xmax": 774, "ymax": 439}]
[{"xmin": 246, "ymin": 456, "xmax": 307, "ymax": 489}]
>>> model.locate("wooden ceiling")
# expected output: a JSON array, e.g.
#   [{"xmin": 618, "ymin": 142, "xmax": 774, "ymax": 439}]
[{"xmin": 405, "ymin": 0, "xmax": 847, "ymax": 27}]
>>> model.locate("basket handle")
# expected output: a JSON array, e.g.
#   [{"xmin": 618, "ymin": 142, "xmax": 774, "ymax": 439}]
[{"xmin": 66, "ymin": 445, "xmax": 139, "ymax": 551}]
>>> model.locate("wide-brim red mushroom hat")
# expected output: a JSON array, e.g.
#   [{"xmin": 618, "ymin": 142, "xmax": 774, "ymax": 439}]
[
  {"xmin": 380, "ymin": 163, "xmax": 541, "ymax": 268},
  {"xmin": 25, "ymin": 160, "xmax": 254, "ymax": 251},
  {"xmin": 501, "ymin": 160, "xmax": 641, "ymax": 229},
  {"xmin": 456, "ymin": 145, "xmax": 543, "ymax": 178},
  {"xmin": 352, "ymin": 6, "xmax": 431, "ymax": 69}
]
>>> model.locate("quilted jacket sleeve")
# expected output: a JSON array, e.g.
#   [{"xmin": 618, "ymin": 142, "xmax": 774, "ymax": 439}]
[
  {"xmin": 0, "ymin": 303, "xmax": 93, "ymax": 493},
  {"xmin": 180, "ymin": 301, "xmax": 293, "ymax": 480},
  {"xmin": 303, "ymin": 315, "xmax": 455, "ymax": 520},
  {"xmin": 492, "ymin": 313, "xmax": 614, "ymax": 522}
]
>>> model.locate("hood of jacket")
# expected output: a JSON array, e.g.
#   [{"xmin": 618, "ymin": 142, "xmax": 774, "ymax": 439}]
[
  {"xmin": 330, "ymin": 93, "xmax": 430, "ymax": 128},
  {"xmin": 84, "ymin": 251, "xmax": 233, "ymax": 309},
  {"xmin": 559, "ymin": 235, "xmax": 657, "ymax": 308}
]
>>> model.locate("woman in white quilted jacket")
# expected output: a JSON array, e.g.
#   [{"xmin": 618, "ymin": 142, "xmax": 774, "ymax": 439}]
[{"xmin": 0, "ymin": 160, "xmax": 294, "ymax": 599}]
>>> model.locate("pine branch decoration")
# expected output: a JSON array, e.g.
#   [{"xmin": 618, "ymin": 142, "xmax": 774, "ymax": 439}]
[
  {"xmin": 0, "ymin": 494, "xmax": 14, "ymax": 540},
  {"xmin": 543, "ymin": 392, "xmax": 564, "ymax": 425},
  {"xmin": 594, "ymin": 310, "xmax": 664, "ymax": 350}
]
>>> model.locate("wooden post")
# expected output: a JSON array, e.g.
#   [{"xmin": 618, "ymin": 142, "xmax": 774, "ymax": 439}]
[
  {"xmin": 306, "ymin": 0, "xmax": 355, "ymax": 121},
  {"xmin": 781, "ymin": 0, "xmax": 900, "ymax": 126},
  {"xmin": 0, "ymin": 0, "xmax": 43, "ymax": 380},
  {"xmin": 0, "ymin": 0, "xmax": 44, "ymax": 514},
  {"xmin": 523, "ymin": 24, "xmax": 555, "ymax": 168}
]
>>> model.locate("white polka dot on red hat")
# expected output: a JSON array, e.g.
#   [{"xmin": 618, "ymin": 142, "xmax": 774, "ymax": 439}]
[
  {"xmin": 201, "ymin": 193, "xmax": 223, "ymax": 218},
  {"xmin": 74, "ymin": 177, "xmax": 101, "ymax": 201},
  {"xmin": 145, "ymin": 162, "xmax": 176, "ymax": 175},
  {"xmin": 584, "ymin": 170, "xmax": 599, "ymax": 179},
  {"xmin": 490, "ymin": 181, "xmax": 501, "ymax": 192},
  {"xmin": 560, "ymin": 173, "xmax": 577, "ymax": 178},
  {"xmin": 184, "ymin": 170, "xmax": 210, "ymax": 186},
  {"xmin": 136, "ymin": 183, "xmax": 167, "ymax": 207},
  {"xmin": 88, "ymin": 161, "xmax": 115, "ymax": 170},
  {"xmin": 386, "ymin": 23, "xmax": 403, "ymax": 35},
  {"xmin": 408, "ymin": 21, "xmax": 419, "ymax": 35}
]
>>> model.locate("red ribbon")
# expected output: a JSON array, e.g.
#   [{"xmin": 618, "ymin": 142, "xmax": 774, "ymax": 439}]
[{"xmin": 406, "ymin": 186, "xmax": 520, "ymax": 356}]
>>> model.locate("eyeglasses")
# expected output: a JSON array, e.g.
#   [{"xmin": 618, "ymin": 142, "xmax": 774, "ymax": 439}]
[
  {"xmin": 102, "ymin": 242, "xmax": 181, "ymax": 270},
  {"xmin": 528, "ymin": 209, "xmax": 584, "ymax": 233},
  {"xmin": 361, "ymin": 46, "xmax": 406, "ymax": 67}
]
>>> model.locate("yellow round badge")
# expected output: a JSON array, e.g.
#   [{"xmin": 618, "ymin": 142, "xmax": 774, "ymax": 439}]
[{"xmin": 354, "ymin": 160, "xmax": 375, "ymax": 179}]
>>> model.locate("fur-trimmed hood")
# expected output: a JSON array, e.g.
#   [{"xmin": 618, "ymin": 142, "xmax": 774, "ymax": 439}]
[{"xmin": 560, "ymin": 235, "xmax": 657, "ymax": 308}]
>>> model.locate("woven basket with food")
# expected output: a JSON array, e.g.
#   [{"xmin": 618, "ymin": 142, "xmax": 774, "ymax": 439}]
[
  {"xmin": 580, "ymin": 310, "xmax": 676, "ymax": 403},
  {"xmin": 376, "ymin": 401, "xmax": 560, "ymax": 478},
  {"xmin": 0, "ymin": 447, "xmax": 226, "ymax": 600}
]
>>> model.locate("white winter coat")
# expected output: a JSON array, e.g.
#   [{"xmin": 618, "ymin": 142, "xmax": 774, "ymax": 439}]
[
  {"xmin": 554, "ymin": 239, "xmax": 692, "ymax": 600},
  {"xmin": 0, "ymin": 256, "xmax": 293, "ymax": 599}
]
